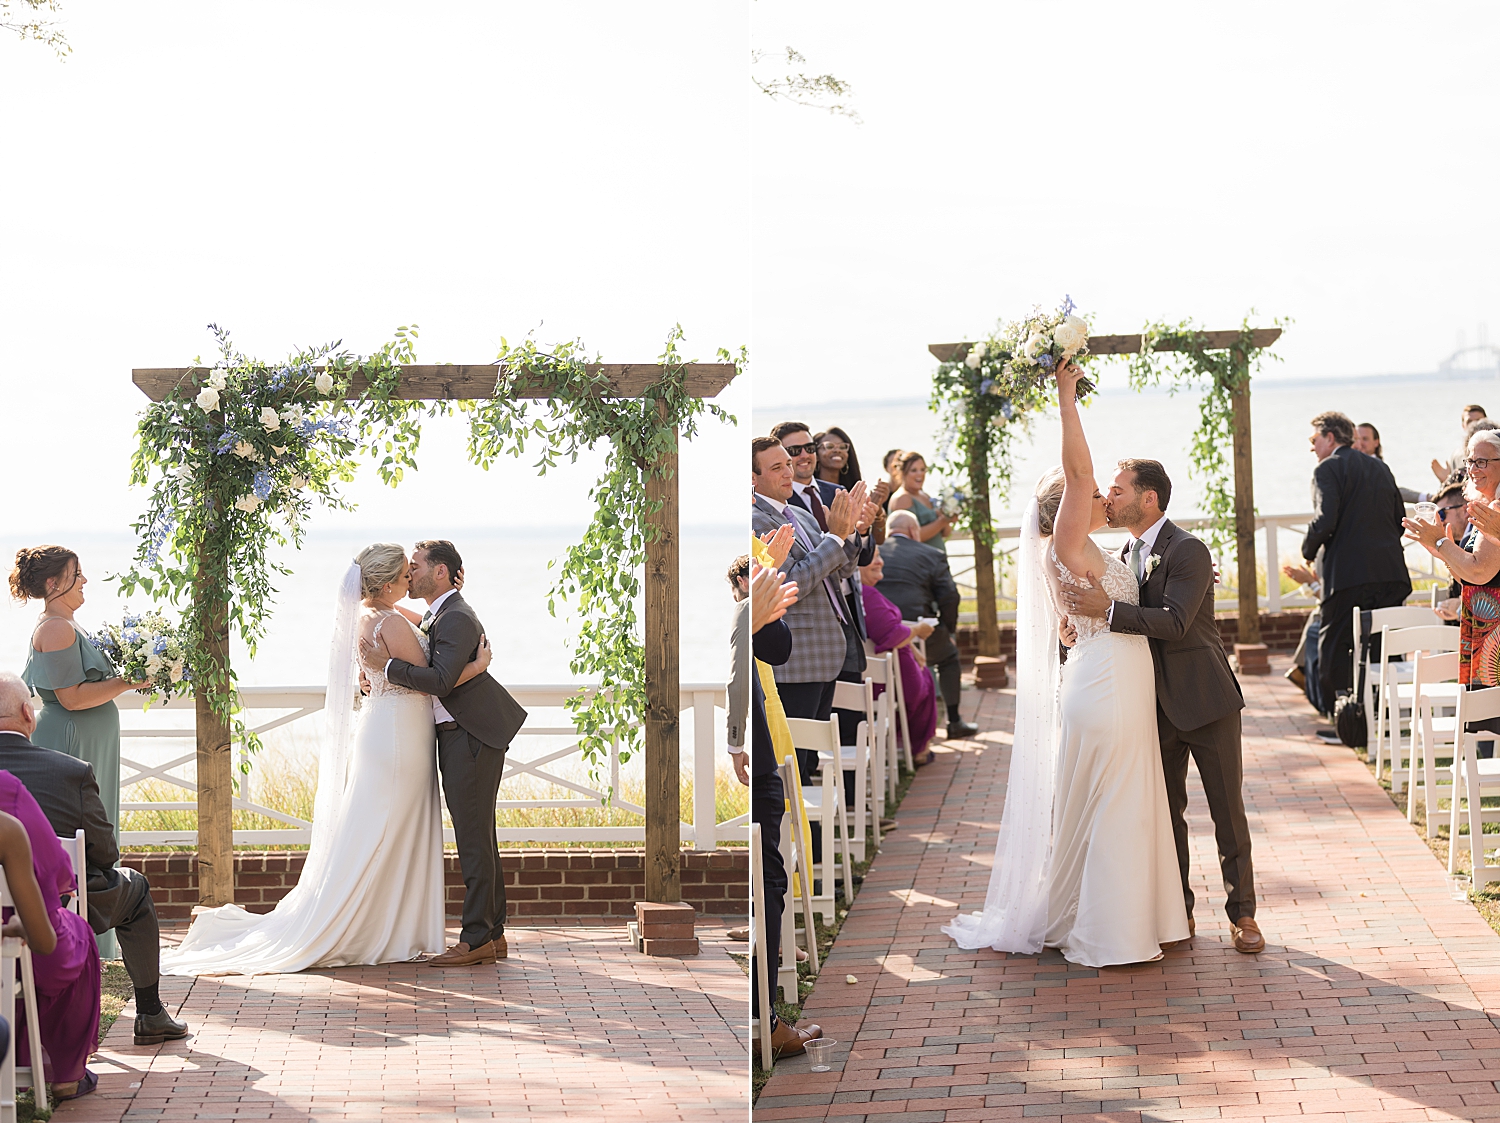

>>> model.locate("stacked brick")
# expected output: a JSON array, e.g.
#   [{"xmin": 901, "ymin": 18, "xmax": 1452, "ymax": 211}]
[{"xmin": 123, "ymin": 847, "xmax": 749, "ymax": 920}]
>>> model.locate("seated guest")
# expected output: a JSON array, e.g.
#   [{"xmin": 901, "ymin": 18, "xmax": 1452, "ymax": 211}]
[
  {"xmin": 877, "ymin": 510, "xmax": 976, "ymax": 739},
  {"xmin": 858, "ymin": 546, "xmax": 937, "ymax": 764},
  {"xmin": 0, "ymin": 672, "xmax": 187, "ymax": 1049},
  {"xmin": 1280, "ymin": 563, "xmax": 1323, "ymax": 713},
  {"xmin": 1432, "ymin": 481, "xmax": 1469, "ymax": 621},
  {"xmin": 888, "ymin": 451, "xmax": 953, "ymax": 553},
  {"xmin": 1355, "ymin": 423, "xmax": 1431, "ymax": 504}
]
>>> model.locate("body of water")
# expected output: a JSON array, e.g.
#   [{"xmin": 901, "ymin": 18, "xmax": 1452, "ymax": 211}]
[{"xmin": 756, "ymin": 371, "xmax": 1493, "ymax": 523}]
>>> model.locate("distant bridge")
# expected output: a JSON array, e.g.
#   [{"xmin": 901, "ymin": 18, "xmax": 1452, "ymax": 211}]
[{"xmin": 1438, "ymin": 343, "xmax": 1500, "ymax": 373}]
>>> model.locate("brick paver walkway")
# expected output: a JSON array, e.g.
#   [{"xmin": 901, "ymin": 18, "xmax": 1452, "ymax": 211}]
[
  {"xmin": 61, "ymin": 918, "xmax": 747, "ymax": 1122},
  {"xmin": 759, "ymin": 658, "xmax": 1500, "ymax": 1122}
]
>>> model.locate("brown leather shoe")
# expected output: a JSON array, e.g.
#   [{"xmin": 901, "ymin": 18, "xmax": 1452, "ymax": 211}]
[
  {"xmin": 770, "ymin": 1018, "xmax": 822, "ymax": 1061},
  {"xmin": 430, "ymin": 935, "xmax": 507, "ymax": 965},
  {"xmin": 1231, "ymin": 916, "xmax": 1265, "ymax": 954}
]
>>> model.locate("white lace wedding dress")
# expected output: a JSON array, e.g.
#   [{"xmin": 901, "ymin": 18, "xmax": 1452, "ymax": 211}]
[
  {"xmin": 1044, "ymin": 547, "xmax": 1188, "ymax": 965},
  {"xmin": 161, "ymin": 612, "xmax": 446, "ymax": 975}
]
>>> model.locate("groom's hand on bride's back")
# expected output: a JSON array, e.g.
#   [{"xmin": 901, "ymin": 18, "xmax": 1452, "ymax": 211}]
[
  {"xmin": 1062, "ymin": 573, "xmax": 1110, "ymax": 619},
  {"xmin": 358, "ymin": 632, "xmax": 390, "ymax": 672}
]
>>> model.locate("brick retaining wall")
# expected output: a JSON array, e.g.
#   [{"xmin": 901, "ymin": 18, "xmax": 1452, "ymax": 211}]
[
  {"xmin": 955, "ymin": 607, "xmax": 1313, "ymax": 663},
  {"xmin": 122, "ymin": 848, "xmax": 749, "ymax": 920}
]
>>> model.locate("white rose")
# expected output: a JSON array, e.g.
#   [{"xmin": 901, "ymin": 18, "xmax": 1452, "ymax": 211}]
[
  {"xmin": 1023, "ymin": 332, "xmax": 1048, "ymax": 358},
  {"xmin": 315, "ymin": 372, "xmax": 335, "ymax": 395},
  {"xmin": 279, "ymin": 404, "xmax": 305, "ymax": 426},
  {"xmin": 259, "ymin": 406, "xmax": 281, "ymax": 432},
  {"xmin": 1053, "ymin": 315, "xmax": 1089, "ymax": 359},
  {"xmin": 208, "ymin": 370, "xmax": 228, "ymax": 390},
  {"xmin": 234, "ymin": 494, "xmax": 263, "ymax": 513},
  {"xmin": 195, "ymin": 387, "xmax": 220, "ymax": 412},
  {"xmin": 144, "ymin": 654, "xmax": 164, "ymax": 677},
  {"xmin": 232, "ymin": 440, "xmax": 256, "ymax": 459},
  {"xmin": 964, "ymin": 350, "xmax": 982, "ymax": 370},
  {"xmin": 271, "ymin": 445, "xmax": 288, "ymax": 457},
  {"xmin": 289, "ymin": 474, "xmax": 308, "ymax": 490},
  {"xmin": 169, "ymin": 661, "xmax": 185, "ymax": 683}
]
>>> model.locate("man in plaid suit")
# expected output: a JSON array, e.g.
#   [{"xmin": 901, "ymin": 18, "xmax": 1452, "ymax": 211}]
[{"xmin": 751, "ymin": 435, "xmax": 876, "ymax": 763}]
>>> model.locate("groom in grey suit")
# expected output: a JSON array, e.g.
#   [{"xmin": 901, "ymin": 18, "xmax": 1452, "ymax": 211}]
[
  {"xmin": 1062, "ymin": 459, "xmax": 1263, "ymax": 955},
  {"xmin": 363, "ymin": 540, "xmax": 527, "ymax": 967}
]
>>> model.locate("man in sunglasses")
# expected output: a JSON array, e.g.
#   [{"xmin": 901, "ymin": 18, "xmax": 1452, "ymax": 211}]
[
  {"xmin": 1432, "ymin": 481, "xmax": 1469, "ymax": 621},
  {"xmin": 1302, "ymin": 410, "xmax": 1412, "ymax": 712}
]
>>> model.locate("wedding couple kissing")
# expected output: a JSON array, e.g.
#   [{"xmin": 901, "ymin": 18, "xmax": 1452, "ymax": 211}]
[
  {"xmin": 161, "ymin": 539, "xmax": 527, "ymax": 976},
  {"xmin": 943, "ymin": 361, "xmax": 1263, "ymax": 966}
]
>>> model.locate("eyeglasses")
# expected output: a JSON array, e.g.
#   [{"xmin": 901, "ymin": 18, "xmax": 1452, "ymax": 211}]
[
  {"xmin": 1466, "ymin": 457, "xmax": 1497, "ymax": 470},
  {"xmin": 781, "ymin": 442, "xmax": 816, "ymax": 457},
  {"xmin": 1438, "ymin": 506, "xmax": 1466, "ymax": 521},
  {"xmin": 819, "ymin": 441, "xmax": 850, "ymax": 453}
]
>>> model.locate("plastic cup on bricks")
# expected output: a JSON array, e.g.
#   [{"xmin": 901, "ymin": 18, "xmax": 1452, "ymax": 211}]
[
  {"xmin": 804, "ymin": 1038, "xmax": 836, "ymax": 1072},
  {"xmin": 1451, "ymin": 875, "xmax": 1472, "ymax": 901},
  {"xmin": 1416, "ymin": 501, "xmax": 1439, "ymax": 524}
]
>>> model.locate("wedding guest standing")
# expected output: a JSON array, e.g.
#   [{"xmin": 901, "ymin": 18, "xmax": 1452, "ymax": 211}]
[
  {"xmin": 1355, "ymin": 422, "xmax": 1431, "ymax": 504},
  {"xmin": 888, "ymin": 452, "xmax": 952, "ymax": 553},
  {"xmin": 12, "ymin": 546, "xmax": 142, "ymax": 959},
  {"xmin": 1301, "ymin": 412, "xmax": 1411, "ymax": 709},
  {"xmin": 816, "ymin": 428, "xmax": 888, "ymax": 543}
]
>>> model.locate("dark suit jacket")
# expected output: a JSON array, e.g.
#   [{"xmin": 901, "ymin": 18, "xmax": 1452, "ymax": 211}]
[
  {"xmin": 0, "ymin": 733, "xmax": 118, "ymax": 904},
  {"xmin": 751, "ymin": 619, "xmax": 792, "ymax": 777},
  {"xmin": 386, "ymin": 591, "xmax": 528, "ymax": 751},
  {"xmin": 1108, "ymin": 520, "xmax": 1244, "ymax": 732},
  {"xmin": 875, "ymin": 535, "xmax": 959, "ymax": 632},
  {"xmin": 1301, "ymin": 444, "xmax": 1411, "ymax": 599}
]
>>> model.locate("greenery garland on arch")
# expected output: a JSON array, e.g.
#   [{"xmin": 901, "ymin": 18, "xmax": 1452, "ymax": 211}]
[
  {"xmin": 119, "ymin": 322, "xmax": 741, "ymax": 788},
  {"xmin": 118, "ymin": 324, "xmax": 444, "ymax": 759},
  {"xmin": 1120, "ymin": 312, "xmax": 1288, "ymax": 551}
]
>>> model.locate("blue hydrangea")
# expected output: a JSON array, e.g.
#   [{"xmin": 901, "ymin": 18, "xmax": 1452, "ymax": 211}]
[
  {"xmin": 979, "ymin": 378, "xmax": 993, "ymax": 396},
  {"xmin": 123, "ymin": 629, "xmax": 140, "ymax": 646},
  {"xmin": 152, "ymin": 636, "xmax": 169, "ymax": 655},
  {"xmin": 252, "ymin": 468, "xmax": 273, "ymax": 501},
  {"xmin": 1038, "ymin": 353, "xmax": 1055, "ymax": 369}
]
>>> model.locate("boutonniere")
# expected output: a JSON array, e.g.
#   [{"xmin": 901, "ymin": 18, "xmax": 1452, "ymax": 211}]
[
  {"xmin": 1144, "ymin": 554, "xmax": 1162, "ymax": 579},
  {"xmin": 419, "ymin": 616, "xmax": 435, "ymax": 635}
]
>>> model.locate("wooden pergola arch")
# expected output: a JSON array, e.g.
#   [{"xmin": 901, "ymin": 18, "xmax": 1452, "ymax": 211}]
[
  {"xmin": 928, "ymin": 329, "xmax": 1282, "ymax": 658},
  {"xmin": 134, "ymin": 362, "xmax": 738, "ymax": 908}
]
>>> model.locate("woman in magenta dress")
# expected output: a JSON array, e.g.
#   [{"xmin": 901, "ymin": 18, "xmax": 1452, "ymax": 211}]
[
  {"xmin": 0, "ymin": 770, "xmax": 101, "ymax": 1100},
  {"xmin": 859, "ymin": 550, "xmax": 938, "ymax": 764}
]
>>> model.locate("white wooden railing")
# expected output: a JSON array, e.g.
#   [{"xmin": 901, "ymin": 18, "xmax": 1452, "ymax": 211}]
[
  {"xmin": 117, "ymin": 683, "xmax": 741, "ymax": 850},
  {"xmin": 946, "ymin": 509, "xmax": 1446, "ymax": 623}
]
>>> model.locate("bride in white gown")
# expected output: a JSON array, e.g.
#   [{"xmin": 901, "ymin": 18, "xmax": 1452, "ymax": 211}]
[
  {"xmin": 161, "ymin": 543, "xmax": 492, "ymax": 975},
  {"xmin": 944, "ymin": 361, "xmax": 1186, "ymax": 966}
]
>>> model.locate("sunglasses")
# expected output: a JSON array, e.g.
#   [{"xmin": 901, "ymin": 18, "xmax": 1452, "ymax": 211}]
[
  {"xmin": 781, "ymin": 442, "xmax": 817, "ymax": 457},
  {"xmin": 1438, "ymin": 506, "xmax": 1467, "ymax": 521}
]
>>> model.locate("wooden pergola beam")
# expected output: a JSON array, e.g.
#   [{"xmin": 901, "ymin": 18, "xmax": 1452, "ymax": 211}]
[
  {"xmin": 130, "ymin": 360, "xmax": 735, "ymax": 910},
  {"xmin": 132, "ymin": 364, "xmax": 738, "ymax": 402},
  {"xmin": 928, "ymin": 327, "xmax": 1281, "ymax": 650}
]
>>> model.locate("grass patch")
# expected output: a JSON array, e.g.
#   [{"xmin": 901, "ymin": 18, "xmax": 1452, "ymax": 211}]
[
  {"xmin": 121, "ymin": 752, "xmax": 748, "ymax": 851},
  {"xmin": 748, "ymin": 763, "xmax": 918, "ymax": 1102}
]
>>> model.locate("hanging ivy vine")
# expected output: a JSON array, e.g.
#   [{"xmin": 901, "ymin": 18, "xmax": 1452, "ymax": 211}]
[
  {"xmin": 1121, "ymin": 312, "xmax": 1288, "ymax": 550},
  {"xmin": 117, "ymin": 324, "xmax": 444, "ymax": 758},
  {"xmin": 467, "ymin": 325, "xmax": 742, "ymax": 777}
]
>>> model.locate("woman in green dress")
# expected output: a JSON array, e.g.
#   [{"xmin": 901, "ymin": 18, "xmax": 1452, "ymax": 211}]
[
  {"xmin": 888, "ymin": 451, "xmax": 954, "ymax": 554},
  {"xmin": 12, "ymin": 546, "xmax": 144, "ymax": 958}
]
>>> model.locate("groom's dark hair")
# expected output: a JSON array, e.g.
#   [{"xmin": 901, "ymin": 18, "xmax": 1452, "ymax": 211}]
[
  {"xmin": 416, "ymin": 539, "xmax": 463, "ymax": 586},
  {"xmin": 1118, "ymin": 459, "xmax": 1172, "ymax": 511}
]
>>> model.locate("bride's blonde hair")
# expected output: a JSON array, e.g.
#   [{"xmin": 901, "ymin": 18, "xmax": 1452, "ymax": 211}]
[
  {"xmin": 356, "ymin": 542, "xmax": 408, "ymax": 600},
  {"xmin": 1035, "ymin": 468, "xmax": 1066, "ymax": 537}
]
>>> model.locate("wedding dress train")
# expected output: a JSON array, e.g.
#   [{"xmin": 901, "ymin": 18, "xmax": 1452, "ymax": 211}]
[{"xmin": 161, "ymin": 613, "xmax": 445, "ymax": 975}]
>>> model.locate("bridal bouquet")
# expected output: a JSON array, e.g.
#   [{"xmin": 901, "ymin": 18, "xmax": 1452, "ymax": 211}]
[
  {"xmin": 936, "ymin": 484, "xmax": 967, "ymax": 518},
  {"xmin": 972, "ymin": 296, "xmax": 1096, "ymax": 404},
  {"xmin": 91, "ymin": 611, "xmax": 192, "ymax": 703}
]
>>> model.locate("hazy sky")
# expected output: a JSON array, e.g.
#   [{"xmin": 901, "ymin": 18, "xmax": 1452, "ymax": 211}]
[
  {"xmin": 752, "ymin": 2, "xmax": 1500, "ymax": 406},
  {"xmin": 1, "ymin": 3, "xmax": 748, "ymax": 536}
]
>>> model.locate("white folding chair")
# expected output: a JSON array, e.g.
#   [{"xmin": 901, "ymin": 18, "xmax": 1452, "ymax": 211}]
[
  {"xmin": 861, "ymin": 651, "xmax": 894, "ymax": 827},
  {"xmin": 831, "ymin": 679, "xmax": 875, "ymax": 862},
  {"xmin": 785, "ymin": 716, "xmax": 853, "ymax": 924},
  {"xmin": 887, "ymin": 644, "xmax": 917, "ymax": 775},
  {"xmin": 1409, "ymin": 649, "xmax": 1461, "ymax": 835},
  {"xmin": 1356, "ymin": 604, "xmax": 1439, "ymax": 747},
  {"xmin": 57, "ymin": 831, "xmax": 85, "ymax": 920},
  {"xmin": 0, "ymin": 870, "xmax": 48, "ymax": 1123},
  {"xmin": 749, "ymin": 823, "xmax": 773, "ymax": 1070},
  {"xmin": 1373, "ymin": 624, "xmax": 1459, "ymax": 794},
  {"xmin": 1451, "ymin": 685, "xmax": 1500, "ymax": 889},
  {"xmin": 776, "ymin": 757, "xmax": 819, "ymax": 1003}
]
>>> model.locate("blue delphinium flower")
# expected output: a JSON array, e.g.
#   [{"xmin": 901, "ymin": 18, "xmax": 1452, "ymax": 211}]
[
  {"xmin": 123, "ymin": 613, "xmax": 141, "ymax": 628},
  {"xmin": 1038, "ymin": 353, "xmax": 1055, "ymax": 369},
  {"xmin": 152, "ymin": 636, "xmax": 169, "ymax": 655},
  {"xmin": 145, "ymin": 515, "xmax": 177, "ymax": 566},
  {"xmin": 268, "ymin": 366, "xmax": 292, "ymax": 391},
  {"xmin": 216, "ymin": 430, "xmax": 238, "ymax": 455},
  {"xmin": 1001, "ymin": 400, "xmax": 1015, "ymax": 420},
  {"xmin": 252, "ymin": 468, "xmax": 274, "ymax": 501},
  {"xmin": 1061, "ymin": 294, "xmax": 1076, "ymax": 316},
  {"xmin": 979, "ymin": 378, "xmax": 993, "ymax": 396},
  {"xmin": 123, "ymin": 628, "xmax": 140, "ymax": 647}
]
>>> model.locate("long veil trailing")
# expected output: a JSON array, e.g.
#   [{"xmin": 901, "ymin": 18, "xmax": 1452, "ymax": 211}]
[{"xmin": 942, "ymin": 490, "xmax": 1062, "ymax": 952}]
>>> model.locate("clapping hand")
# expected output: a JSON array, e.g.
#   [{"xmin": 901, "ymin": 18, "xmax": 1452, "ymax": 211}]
[
  {"xmin": 1468, "ymin": 499, "xmax": 1500, "ymax": 544},
  {"xmin": 826, "ymin": 488, "xmax": 858, "ymax": 539},
  {"xmin": 758, "ymin": 523, "xmax": 794, "ymax": 569},
  {"xmin": 1281, "ymin": 562, "xmax": 1317, "ymax": 587},
  {"xmin": 749, "ymin": 560, "xmax": 798, "ymax": 632},
  {"xmin": 870, "ymin": 479, "xmax": 892, "ymax": 508},
  {"xmin": 1403, "ymin": 513, "xmax": 1446, "ymax": 552}
]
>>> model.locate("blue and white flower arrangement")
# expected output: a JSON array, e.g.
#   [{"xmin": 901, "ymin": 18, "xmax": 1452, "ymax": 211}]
[{"xmin": 90, "ymin": 610, "xmax": 192, "ymax": 704}]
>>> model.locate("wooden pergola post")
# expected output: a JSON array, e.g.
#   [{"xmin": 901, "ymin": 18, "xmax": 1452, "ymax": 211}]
[
  {"xmin": 930, "ymin": 329, "xmax": 1280, "ymax": 649},
  {"xmin": 133, "ymin": 363, "xmax": 736, "ymax": 908}
]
